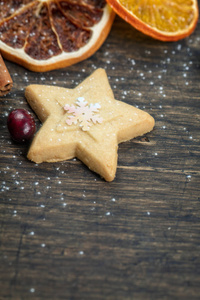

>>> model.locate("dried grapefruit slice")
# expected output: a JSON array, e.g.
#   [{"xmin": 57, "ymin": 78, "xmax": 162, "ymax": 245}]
[
  {"xmin": 106, "ymin": 0, "xmax": 199, "ymax": 41},
  {"xmin": 0, "ymin": 0, "xmax": 115, "ymax": 72}
]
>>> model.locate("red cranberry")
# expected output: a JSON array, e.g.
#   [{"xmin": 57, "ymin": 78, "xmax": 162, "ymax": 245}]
[{"xmin": 7, "ymin": 109, "xmax": 36, "ymax": 143}]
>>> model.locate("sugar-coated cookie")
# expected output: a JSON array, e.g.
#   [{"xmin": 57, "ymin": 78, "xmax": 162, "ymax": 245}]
[{"xmin": 25, "ymin": 68, "xmax": 155, "ymax": 181}]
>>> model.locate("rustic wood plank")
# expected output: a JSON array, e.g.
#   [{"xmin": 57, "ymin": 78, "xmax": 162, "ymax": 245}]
[{"xmin": 0, "ymin": 13, "xmax": 200, "ymax": 300}]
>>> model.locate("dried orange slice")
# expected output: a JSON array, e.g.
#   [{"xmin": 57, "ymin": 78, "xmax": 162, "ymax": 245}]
[
  {"xmin": 0, "ymin": 0, "xmax": 115, "ymax": 72},
  {"xmin": 106, "ymin": 0, "xmax": 199, "ymax": 41}
]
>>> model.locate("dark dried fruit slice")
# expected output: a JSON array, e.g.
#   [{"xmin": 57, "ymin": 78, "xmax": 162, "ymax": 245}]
[{"xmin": 0, "ymin": 0, "xmax": 115, "ymax": 71}]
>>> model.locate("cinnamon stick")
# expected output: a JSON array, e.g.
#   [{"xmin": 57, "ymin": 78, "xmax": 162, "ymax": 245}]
[{"xmin": 0, "ymin": 54, "xmax": 13, "ymax": 96}]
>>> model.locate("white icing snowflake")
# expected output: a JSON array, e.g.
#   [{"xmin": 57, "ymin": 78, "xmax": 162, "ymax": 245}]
[{"xmin": 64, "ymin": 97, "xmax": 103, "ymax": 131}]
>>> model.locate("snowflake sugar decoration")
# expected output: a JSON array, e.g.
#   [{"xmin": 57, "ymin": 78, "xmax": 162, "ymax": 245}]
[{"xmin": 64, "ymin": 97, "xmax": 103, "ymax": 131}]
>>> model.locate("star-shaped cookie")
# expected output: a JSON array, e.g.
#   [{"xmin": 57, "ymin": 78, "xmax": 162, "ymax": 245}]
[{"xmin": 25, "ymin": 68, "xmax": 155, "ymax": 181}]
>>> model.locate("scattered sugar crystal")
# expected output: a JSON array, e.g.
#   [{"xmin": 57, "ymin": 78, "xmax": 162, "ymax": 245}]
[
  {"xmin": 13, "ymin": 211, "xmax": 17, "ymax": 217},
  {"xmin": 131, "ymin": 59, "xmax": 136, "ymax": 65}
]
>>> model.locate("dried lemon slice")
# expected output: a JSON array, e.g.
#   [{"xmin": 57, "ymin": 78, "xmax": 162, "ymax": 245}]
[
  {"xmin": 107, "ymin": 0, "xmax": 199, "ymax": 41},
  {"xmin": 0, "ymin": 0, "xmax": 115, "ymax": 71}
]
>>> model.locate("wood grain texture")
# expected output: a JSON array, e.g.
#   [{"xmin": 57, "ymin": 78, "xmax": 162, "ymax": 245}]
[{"xmin": 0, "ymin": 13, "xmax": 200, "ymax": 300}]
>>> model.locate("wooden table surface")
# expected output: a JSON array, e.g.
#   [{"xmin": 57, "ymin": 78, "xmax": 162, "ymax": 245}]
[{"xmin": 1, "ymin": 11, "xmax": 200, "ymax": 300}]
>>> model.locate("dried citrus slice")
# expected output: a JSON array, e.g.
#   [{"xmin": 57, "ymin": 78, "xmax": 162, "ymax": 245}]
[
  {"xmin": 106, "ymin": 0, "xmax": 199, "ymax": 41},
  {"xmin": 0, "ymin": 0, "xmax": 115, "ymax": 72}
]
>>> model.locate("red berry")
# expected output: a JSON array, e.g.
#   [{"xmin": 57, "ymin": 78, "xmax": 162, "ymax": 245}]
[{"xmin": 7, "ymin": 109, "xmax": 36, "ymax": 143}]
